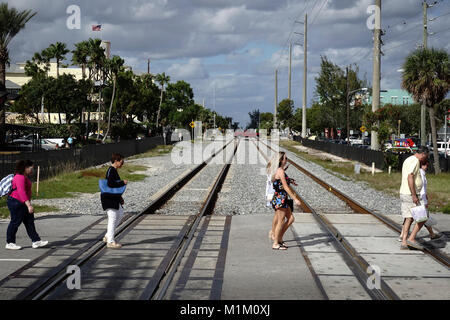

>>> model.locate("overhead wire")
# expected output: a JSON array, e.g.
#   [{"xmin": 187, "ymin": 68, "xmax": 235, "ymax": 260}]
[{"xmin": 274, "ymin": 0, "xmax": 311, "ymax": 72}]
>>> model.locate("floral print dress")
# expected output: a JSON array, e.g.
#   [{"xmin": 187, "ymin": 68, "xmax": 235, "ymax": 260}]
[{"xmin": 271, "ymin": 173, "xmax": 292, "ymax": 210}]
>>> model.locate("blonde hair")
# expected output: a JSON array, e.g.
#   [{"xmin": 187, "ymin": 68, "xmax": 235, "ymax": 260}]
[{"xmin": 266, "ymin": 151, "xmax": 286, "ymax": 181}]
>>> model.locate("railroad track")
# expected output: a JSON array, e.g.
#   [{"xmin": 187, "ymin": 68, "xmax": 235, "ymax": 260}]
[
  {"xmin": 257, "ymin": 139, "xmax": 450, "ymax": 268},
  {"xmin": 0, "ymin": 138, "xmax": 238, "ymax": 300},
  {"xmin": 254, "ymin": 138, "xmax": 450, "ymax": 300}
]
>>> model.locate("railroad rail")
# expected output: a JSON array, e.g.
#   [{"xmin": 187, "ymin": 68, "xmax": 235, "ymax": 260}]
[
  {"xmin": 253, "ymin": 140, "xmax": 399, "ymax": 300},
  {"xmin": 0, "ymin": 138, "xmax": 237, "ymax": 300},
  {"xmin": 257, "ymin": 138, "xmax": 450, "ymax": 269}
]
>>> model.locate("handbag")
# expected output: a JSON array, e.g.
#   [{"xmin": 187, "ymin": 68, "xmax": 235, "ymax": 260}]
[
  {"xmin": 98, "ymin": 179, "xmax": 126, "ymax": 195},
  {"xmin": 265, "ymin": 175, "xmax": 275, "ymax": 202},
  {"xmin": 410, "ymin": 205, "xmax": 428, "ymax": 223}
]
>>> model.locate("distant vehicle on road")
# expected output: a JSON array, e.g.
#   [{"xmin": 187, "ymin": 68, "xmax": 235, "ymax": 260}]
[
  {"xmin": 45, "ymin": 138, "xmax": 65, "ymax": 147},
  {"xmin": 348, "ymin": 136, "xmax": 363, "ymax": 145},
  {"xmin": 429, "ymin": 140, "xmax": 450, "ymax": 156}
]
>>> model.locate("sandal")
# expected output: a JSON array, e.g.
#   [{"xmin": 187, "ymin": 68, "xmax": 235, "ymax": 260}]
[
  {"xmin": 406, "ymin": 240, "xmax": 424, "ymax": 250},
  {"xmin": 279, "ymin": 241, "xmax": 288, "ymax": 248},
  {"xmin": 272, "ymin": 244, "xmax": 287, "ymax": 250}
]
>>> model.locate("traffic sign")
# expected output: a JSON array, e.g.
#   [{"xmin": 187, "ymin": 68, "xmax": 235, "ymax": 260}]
[
  {"xmin": 360, "ymin": 126, "xmax": 366, "ymax": 133},
  {"xmin": 189, "ymin": 121, "xmax": 195, "ymax": 128}
]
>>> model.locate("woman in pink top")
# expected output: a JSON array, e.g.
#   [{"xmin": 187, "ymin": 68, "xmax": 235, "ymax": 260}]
[{"xmin": 5, "ymin": 160, "xmax": 48, "ymax": 250}]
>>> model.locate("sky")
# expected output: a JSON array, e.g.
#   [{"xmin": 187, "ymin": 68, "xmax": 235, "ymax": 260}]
[{"xmin": 6, "ymin": 0, "xmax": 450, "ymax": 127}]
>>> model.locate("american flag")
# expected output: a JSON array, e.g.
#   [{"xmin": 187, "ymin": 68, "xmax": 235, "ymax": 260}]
[{"xmin": 92, "ymin": 25, "xmax": 102, "ymax": 31}]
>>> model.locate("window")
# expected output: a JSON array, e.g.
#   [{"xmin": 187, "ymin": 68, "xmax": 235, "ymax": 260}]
[{"xmin": 391, "ymin": 96, "xmax": 398, "ymax": 104}]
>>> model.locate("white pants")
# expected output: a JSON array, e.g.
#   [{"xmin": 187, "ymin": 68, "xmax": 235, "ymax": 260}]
[{"xmin": 105, "ymin": 205, "xmax": 124, "ymax": 243}]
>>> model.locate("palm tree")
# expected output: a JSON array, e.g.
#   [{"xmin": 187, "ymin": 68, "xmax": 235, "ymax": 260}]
[
  {"xmin": 402, "ymin": 48, "xmax": 450, "ymax": 174},
  {"xmin": 47, "ymin": 42, "xmax": 69, "ymax": 78},
  {"xmin": 155, "ymin": 72, "xmax": 170, "ymax": 128},
  {"xmin": 85, "ymin": 38, "xmax": 105, "ymax": 139},
  {"xmin": 0, "ymin": 3, "xmax": 36, "ymax": 144},
  {"xmin": 72, "ymin": 40, "xmax": 90, "ymax": 79},
  {"xmin": 103, "ymin": 55, "xmax": 124, "ymax": 142}
]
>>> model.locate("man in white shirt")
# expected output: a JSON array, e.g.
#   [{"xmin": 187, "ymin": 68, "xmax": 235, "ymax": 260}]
[{"xmin": 399, "ymin": 146, "xmax": 429, "ymax": 250}]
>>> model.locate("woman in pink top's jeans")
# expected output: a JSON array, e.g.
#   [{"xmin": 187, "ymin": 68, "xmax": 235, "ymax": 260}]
[{"xmin": 5, "ymin": 160, "xmax": 48, "ymax": 250}]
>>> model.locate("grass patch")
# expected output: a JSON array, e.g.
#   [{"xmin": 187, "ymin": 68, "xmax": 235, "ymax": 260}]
[
  {"xmin": 281, "ymin": 140, "xmax": 450, "ymax": 214},
  {"xmin": 33, "ymin": 163, "xmax": 148, "ymax": 200},
  {"xmin": 128, "ymin": 145, "xmax": 173, "ymax": 160},
  {"xmin": 0, "ymin": 199, "xmax": 59, "ymax": 219}
]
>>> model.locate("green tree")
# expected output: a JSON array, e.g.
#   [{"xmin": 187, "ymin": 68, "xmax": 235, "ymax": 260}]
[
  {"xmin": 72, "ymin": 40, "xmax": 90, "ymax": 79},
  {"xmin": 402, "ymin": 48, "xmax": 450, "ymax": 174},
  {"xmin": 0, "ymin": 3, "xmax": 36, "ymax": 143},
  {"xmin": 247, "ymin": 109, "xmax": 260, "ymax": 129},
  {"xmin": 277, "ymin": 99, "xmax": 294, "ymax": 129},
  {"xmin": 103, "ymin": 55, "xmax": 125, "ymax": 141},
  {"xmin": 314, "ymin": 56, "xmax": 369, "ymax": 133},
  {"xmin": 47, "ymin": 42, "xmax": 69, "ymax": 78},
  {"xmin": 155, "ymin": 72, "xmax": 170, "ymax": 128}
]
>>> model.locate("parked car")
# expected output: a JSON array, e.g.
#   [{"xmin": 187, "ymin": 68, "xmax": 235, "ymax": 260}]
[
  {"xmin": 45, "ymin": 138, "xmax": 65, "ymax": 147},
  {"xmin": 430, "ymin": 140, "xmax": 450, "ymax": 156},
  {"xmin": 348, "ymin": 136, "xmax": 363, "ymax": 145}
]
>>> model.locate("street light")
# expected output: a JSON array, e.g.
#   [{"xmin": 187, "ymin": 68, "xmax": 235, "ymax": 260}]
[{"xmin": 347, "ymin": 88, "xmax": 368, "ymax": 143}]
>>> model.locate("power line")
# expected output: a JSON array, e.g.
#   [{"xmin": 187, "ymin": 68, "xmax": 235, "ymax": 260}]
[
  {"xmin": 383, "ymin": 21, "xmax": 422, "ymax": 42},
  {"xmin": 431, "ymin": 25, "xmax": 450, "ymax": 34},
  {"xmin": 275, "ymin": 0, "xmax": 310, "ymax": 71},
  {"xmin": 429, "ymin": 10, "xmax": 450, "ymax": 20},
  {"xmin": 383, "ymin": 38, "xmax": 419, "ymax": 53},
  {"xmin": 310, "ymin": 0, "xmax": 329, "ymax": 27}
]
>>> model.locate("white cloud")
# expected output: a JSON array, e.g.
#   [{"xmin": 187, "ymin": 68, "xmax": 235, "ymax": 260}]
[{"xmin": 167, "ymin": 58, "xmax": 209, "ymax": 80}]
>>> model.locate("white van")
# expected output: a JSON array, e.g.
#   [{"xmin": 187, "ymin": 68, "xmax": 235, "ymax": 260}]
[{"xmin": 430, "ymin": 140, "xmax": 450, "ymax": 156}]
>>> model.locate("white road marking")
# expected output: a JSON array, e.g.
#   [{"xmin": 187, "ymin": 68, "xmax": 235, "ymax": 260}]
[{"xmin": 0, "ymin": 259, "xmax": 31, "ymax": 262}]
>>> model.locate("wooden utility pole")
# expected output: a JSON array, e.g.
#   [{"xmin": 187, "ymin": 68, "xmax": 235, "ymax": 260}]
[
  {"xmin": 371, "ymin": 0, "xmax": 381, "ymax": 150},
  {"xmin": 274, "ymin": 69, "xmax": 278, "ymax": 129},
  {"xmin": 288, "ymin": 42, "xmax": 292, "ymax": 101},
  {"xmin": 147, "ymin": 58, "xmax": 150, "ymax": 74},
  {"xmin": 421, "ymin": 1, "xmax": 428, "ymax": 146},
  {"xmin": 301, "ymin": 13, "xmax": 307, "ymax": 138},
  {"xmin": 346, "ymin": 66, "xmax": 350, "ymax": 143}
]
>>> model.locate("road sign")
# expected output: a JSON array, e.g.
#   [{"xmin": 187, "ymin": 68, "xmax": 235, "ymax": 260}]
[
  {"xmin": 360, "ymin": 126, "xmax": 366, "ymax": 133},
  {"xmin": 189, "ymin": 121, "xmax": 195, "ymax": 128}
]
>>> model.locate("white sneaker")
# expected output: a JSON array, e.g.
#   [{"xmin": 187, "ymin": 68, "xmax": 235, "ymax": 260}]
[
  {"xmin": 5, "ymin": 243, "xmax": 22, "ymax": 250},
  {"xmin": 32, "ymin": 240, "xmax": 48, "ymax": 249}
]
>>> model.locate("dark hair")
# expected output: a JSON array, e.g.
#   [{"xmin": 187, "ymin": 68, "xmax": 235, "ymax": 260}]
[
  {"xmin": 278, "ymin": 152, "xmax": 286, "ymax": 168},
  {"xmin": 15, "ymin": 160, "xmax": 34, "ymax": 175},
  {"xmin": 416, "ymin": 146, "xmax": 429, "ymax": 155},
  {"xmin": 111, "ymin": 153, "xmax": 124, "ymax": 164},
  {"xmin": 420, "ymin": 159, "xmax": 429, "ymax": 166}
]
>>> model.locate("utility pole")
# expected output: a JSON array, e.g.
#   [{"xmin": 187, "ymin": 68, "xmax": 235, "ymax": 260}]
[
  {"xmin": 371, "ymin": 0, "xmax": 381, "ymax": 150},
  {"xmin": 274, "ymin": 69, "xmax": 278, "ymax": 129},
  {"xmin": 301, "ymin": 13, "xmax": 307, "ymax": 138},
  {"xmin": 420, "ymin": 1, "xmax": 429, "ymax": 147},
  {"xmin": 288, "ymin": 42, "xmax": 292, "ymax": 101},
  {"xmin": 147, "ymin": 58, "xmax": 150, "ymax": 74},
  {"xmin": 346, "ymin": 66, "xmax": 350, "ymax": 143}
]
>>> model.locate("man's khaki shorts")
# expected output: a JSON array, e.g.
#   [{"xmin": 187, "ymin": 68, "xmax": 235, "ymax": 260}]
[{"xmin": 400, "ymin": 194, "xmax": 420, "ymax": 219}]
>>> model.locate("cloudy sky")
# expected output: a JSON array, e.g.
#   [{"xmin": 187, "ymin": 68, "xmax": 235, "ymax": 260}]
[{"xmin": 6, "ymin": 0, "xmax": 450, "ymax": 127}]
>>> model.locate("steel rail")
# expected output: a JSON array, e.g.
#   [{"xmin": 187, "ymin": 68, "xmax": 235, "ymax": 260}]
[
  {"xmin": 142, "ymin": 139, "xmax": 239, "ymax": 300},
  {"xmin": 259, "ymin": 139, "xmax": 450, "ymax": 268},
  {"xmin": 253, "ymin": 139, "xmax": 400, "ymax": 300},
  {"xmin": 15, "ymin": 139, "xmax": 235, "ymax": 300}
]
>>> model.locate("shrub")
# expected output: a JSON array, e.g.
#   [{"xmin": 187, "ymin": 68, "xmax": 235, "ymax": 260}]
[{"xmin": 111, "ymin": 122, "xmax": 144, "ymax": 140}]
